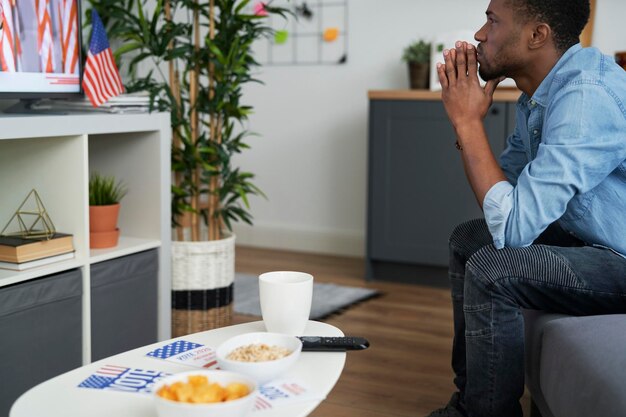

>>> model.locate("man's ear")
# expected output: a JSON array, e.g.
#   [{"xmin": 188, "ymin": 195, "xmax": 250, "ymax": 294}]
[{"xmin": 528, "ymin": 23, "xmax": 552, "ymax": 50}]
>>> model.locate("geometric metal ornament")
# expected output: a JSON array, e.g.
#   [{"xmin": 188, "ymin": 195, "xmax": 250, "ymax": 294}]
[{"xmin": 0, "ymin": 189, "xmax": 56, "ymax": 240}]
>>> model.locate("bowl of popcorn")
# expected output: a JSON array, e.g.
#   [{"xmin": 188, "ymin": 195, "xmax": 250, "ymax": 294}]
[
  {"xmin": 153, "ymin": 370, "xmax": 257, "ymax": 417},
  {"xmin": 216, "ymin": 332, "xmax": 303, "ymax": 384}
]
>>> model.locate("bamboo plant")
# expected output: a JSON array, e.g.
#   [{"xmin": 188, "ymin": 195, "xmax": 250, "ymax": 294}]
[{"xmin": 87, "ymin": 0, "xmax": 289, "ymax": 241}]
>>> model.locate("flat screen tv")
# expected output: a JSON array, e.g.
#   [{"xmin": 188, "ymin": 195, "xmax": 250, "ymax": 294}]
[{"xmin": 0, "ymin": 0, "xmax": 83, "ymax": 99}]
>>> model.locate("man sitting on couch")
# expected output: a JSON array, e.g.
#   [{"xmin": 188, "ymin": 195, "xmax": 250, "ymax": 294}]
[{"xmin": 426, "ymin": 0, "xmax": 626, "ymax": 416}]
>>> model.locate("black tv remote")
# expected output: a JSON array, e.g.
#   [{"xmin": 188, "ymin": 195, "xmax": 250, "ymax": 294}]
[{"xmin": 297, "ymin": 336, "xmax": 370, "ymax": 352}]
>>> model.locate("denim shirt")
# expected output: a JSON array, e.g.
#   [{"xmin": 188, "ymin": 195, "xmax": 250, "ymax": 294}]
[{"xmin": 483, "ymin": 44, "xmax": 626, "ymax": 257}]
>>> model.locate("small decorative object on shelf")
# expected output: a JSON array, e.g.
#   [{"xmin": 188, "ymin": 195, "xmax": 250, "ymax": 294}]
[
  {"xmin": 1, "ymin": 189, "xmax": 56, "ymax": 240},
  {"xmin": 402, "ymin": 39, "xmax": 431, "ymax": 90},
  {"xmin": 0, "ymin": 189, "xmax": 75, "ymax": 270},
  {"xmin": 89, "ymin": 172, "xmax": 128, "ymax": 249}
]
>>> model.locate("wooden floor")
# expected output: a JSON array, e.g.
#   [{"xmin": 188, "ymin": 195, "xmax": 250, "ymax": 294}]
[{"xmin": 234, "ymin": 246, "xmax": 531, "ymax": 417}]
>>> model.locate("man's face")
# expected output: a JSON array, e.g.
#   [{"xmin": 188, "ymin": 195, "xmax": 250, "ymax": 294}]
[{"xmin": 474, "ymin": 0, "xmax": 526, "ymax": 80}]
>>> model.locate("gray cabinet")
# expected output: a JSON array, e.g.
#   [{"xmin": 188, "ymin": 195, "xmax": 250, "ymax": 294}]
[
  {"xmin": 367, "ymin": 99, "xmax": 515, "ymax": 281},
  {"xmin": 91, "ymin": 249, "xmax": 159, "ymax": 361},
  {"xmin": 0, "ymin": 269, "xmax": 82, "ymax": 417}
]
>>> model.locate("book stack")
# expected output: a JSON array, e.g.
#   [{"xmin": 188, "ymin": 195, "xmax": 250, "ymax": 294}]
[
  {"xmin": 29, "ymin": 93, "xmax": 152, "ymax": 114},
  {"xmin": 0, "ymin": 233, "xmax": 75, "ymax": 271}
]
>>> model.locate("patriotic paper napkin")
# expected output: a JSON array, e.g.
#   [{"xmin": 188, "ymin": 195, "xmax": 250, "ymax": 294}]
[
  {"xmin": 254, "ymin": 379, "xmax": 325, "ymax": 411},
  {"xmin": 145, "ymin": 340, "xmax": 218, "ymax": 369},
  {"xmin": 77, "ymin": 365, "xmax": 169, "ymax": 393}
]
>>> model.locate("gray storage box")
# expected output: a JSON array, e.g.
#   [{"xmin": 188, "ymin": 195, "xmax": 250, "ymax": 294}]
[
  {"xmin": 90, "ymin": 249, "xmax": 158, "ymax": 361},
  {"xmin": 0, "ymin": 269, "xmax": 82, "ymax": 417}
]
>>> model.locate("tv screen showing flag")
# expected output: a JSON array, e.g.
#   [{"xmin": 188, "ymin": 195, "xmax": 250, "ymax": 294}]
[{"xmin": 0, "ymin": 0, "xmax": 82, "ymax": 97}]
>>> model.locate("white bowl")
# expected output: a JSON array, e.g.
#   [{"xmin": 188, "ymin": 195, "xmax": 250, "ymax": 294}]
[
  {"xmin": 153, "ymin": 370, "xmax": 257, "ymax": 417},
  {"xmin": 216, "ymin": 332, "xmax": 303, "ymax": 384}
]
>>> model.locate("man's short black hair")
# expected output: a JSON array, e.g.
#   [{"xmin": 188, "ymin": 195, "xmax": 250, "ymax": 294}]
[{"xmin": 507, "ymin": 0, "xmax": 590, "ymax": 52}]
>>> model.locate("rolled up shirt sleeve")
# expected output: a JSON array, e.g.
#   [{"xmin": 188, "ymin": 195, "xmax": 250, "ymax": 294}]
[{"xmin": 482, "ymin": 181, "xmax": 515, "ymax": 249}]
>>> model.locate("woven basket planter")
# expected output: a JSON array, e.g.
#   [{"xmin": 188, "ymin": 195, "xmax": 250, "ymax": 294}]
[{"xmin": 171, "ymin": 234, "xmax": 235, "ymax": 337}]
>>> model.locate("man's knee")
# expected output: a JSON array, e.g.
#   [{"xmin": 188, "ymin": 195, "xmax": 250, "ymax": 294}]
[
  {"xmin": 467, "ymin": 243, "xmax": 584, "ymax": 290},
  {"xmin": 465, "ymin": 245, "xmax": 507, "ymax": 289},
  {"xmin": 449, "ymin": 218, "xmax": 493, "ymax": 259}
]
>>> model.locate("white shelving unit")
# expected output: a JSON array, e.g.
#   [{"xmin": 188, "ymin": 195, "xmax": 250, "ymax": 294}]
[{"xmin": 0, "ymin": 112, "xmax": 171, "ymax": 364}]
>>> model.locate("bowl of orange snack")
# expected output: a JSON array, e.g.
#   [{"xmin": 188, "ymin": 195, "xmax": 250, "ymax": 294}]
[
  {"xmin": 153, "ymin": 370, "xmax": 257, "ymax": 417},
  {"xmin": 216, "ymin": 332, "xmax": 303, "ymax": 384}
]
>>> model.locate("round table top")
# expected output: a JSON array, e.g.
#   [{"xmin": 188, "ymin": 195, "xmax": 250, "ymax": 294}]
[{"xmin": 10, "ymin": 320, "xmax": 345, "ymax": 417}]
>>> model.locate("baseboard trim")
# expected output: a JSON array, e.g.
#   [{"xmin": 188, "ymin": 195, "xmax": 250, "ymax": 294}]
[{"xmin": 232, "ymin": 223, "xmax": 365, "ymax": 257}]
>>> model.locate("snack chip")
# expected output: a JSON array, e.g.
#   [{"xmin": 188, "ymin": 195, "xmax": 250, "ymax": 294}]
[{"xmin": 157, "ymin": 375, "xmax": 250, "ymax": 403}]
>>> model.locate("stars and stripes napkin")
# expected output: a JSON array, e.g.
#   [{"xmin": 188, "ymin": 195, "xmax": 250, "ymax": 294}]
[
  {"xmin": 255, "ymin": 379, "xmax": 324, "ymax": 411},
  {"xmin": 78, "ymin": 365, "xmax": 169, "ymax": 393},
  {"xmin": 145, "ymin": 340, "xmax": 218, "ymax": 369}
]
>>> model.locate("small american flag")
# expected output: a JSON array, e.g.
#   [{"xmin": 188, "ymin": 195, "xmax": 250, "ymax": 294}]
[{"xmin": 82, "ymin": 9, "xmax": 123, "ymax": 107}]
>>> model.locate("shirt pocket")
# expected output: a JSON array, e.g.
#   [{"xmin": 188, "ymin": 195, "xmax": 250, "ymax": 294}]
[{"xmin": 560, "ymin": 191, "xmax": 596, "ymax": 222}]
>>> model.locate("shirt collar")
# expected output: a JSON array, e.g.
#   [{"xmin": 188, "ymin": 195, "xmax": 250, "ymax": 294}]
[{"xmin": 528, "ymin": 43, "xmax": 582, "ymax": 108}]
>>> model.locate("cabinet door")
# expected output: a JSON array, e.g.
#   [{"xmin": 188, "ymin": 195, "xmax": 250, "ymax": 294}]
[
  {"xmin": 0, "ymin": 270, "xmax": 82, "ymax": 417},
  {"xmin": 91, "ymin": 249, "xmax": 158, "ymax": 361},
  {"xmin": 368, "ymin": 100, "xmax": 507, "ymax": 267}
]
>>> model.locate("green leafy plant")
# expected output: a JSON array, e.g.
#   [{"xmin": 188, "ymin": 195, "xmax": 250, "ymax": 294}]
[
  {"xmin": 89, "ymin": 173, "xmax": 128, "ymax": 206},
  {"xmin": 402, "ymin": 39, "xmax": 431, "ymax": 64},
  {"xmin": 87, "ymin": 0, "xmax": 290, "ymax": 241}
]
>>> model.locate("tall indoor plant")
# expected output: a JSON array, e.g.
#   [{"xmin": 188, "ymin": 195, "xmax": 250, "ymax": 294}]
[{"xmin": 88, "ymin": 0, "xmax": 289, "ymax": 335}]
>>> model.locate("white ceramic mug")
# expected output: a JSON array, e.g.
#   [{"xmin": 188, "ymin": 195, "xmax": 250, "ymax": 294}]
[{"xmin": 258, "ymin": 271, "xmax": 313, "ymax": 336}]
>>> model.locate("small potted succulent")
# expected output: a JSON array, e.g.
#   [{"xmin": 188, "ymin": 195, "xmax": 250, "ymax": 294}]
[
  {"xmin": 89, "ymin": 172, "xmax": 128, "ymax": 249},
  {"xmin": 402, "ymin": 39, "xmax": 432, "ymax": 89}
]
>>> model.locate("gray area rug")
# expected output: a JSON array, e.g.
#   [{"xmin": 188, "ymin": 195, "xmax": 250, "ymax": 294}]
[{"xmin": 234, "ymin": 273, "xmax": 380, "ymax": 320}]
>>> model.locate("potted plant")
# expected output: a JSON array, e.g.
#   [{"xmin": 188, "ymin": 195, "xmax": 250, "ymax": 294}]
[
  {"xmin": 87, "ymin": 0, "xmax": 289, "ymax": 335},
  {"xmin": 89, "ymin": 172, "xmax": 128, "ymax": 249},
  {"xmin": 402, "ymin": 39, "xmax": 431, "ymax": 89}
]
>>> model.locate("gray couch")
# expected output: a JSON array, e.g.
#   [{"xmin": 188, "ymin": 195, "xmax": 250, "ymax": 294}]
[{"xmin": 523, "ymin": 311, "xmax": 626, "ymax": 417}]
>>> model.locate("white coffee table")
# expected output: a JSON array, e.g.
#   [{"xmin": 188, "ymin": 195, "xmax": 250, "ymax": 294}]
[{"xmin": 10, "ymin": 320, "xmax": 345, "ymax": 417}]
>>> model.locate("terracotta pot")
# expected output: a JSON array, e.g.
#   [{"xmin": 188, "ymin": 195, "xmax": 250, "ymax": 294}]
[
  {"xmin": 90, "ymin": 204, "xmax": 120, "ymax": 232},
  {"xmin": 89, "ymin": 204, "xmax": 121, "ymax": 248},
  {"xmin": 408, "ymin": 62, "xmax": 430, "ymax": 89},
  {"xmin": 90, "ymin": 228, "xmax": 120, "ymax": 249}
]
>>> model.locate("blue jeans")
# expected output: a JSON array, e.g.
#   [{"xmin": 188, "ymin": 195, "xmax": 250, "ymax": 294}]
[{"xmin": 449, "ymin": 219, "xmax": 626, "ymax": 417}]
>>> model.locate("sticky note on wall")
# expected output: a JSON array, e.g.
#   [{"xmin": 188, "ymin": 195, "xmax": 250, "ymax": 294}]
[
  {"xmin": 323, "ymin": 27, "xmax": 339, "ymax": 42},
  {"xmin": 275, "ymin": 30, "xmax": 289, "ymax": 45}
]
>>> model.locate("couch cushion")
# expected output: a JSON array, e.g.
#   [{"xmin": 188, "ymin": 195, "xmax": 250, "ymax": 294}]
[
  {"xmin": 523, "ymin": 310, "xmax": 567, "ymax": 417},
  {"xmin": 540, "ymin": 314, "xmax": 626, "ymax": 417}
]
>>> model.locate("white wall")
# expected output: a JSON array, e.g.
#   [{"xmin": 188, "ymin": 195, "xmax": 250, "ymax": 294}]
[{"xmin": 231, "ymin": 0, "xmax": 626, "ymax": 257}]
